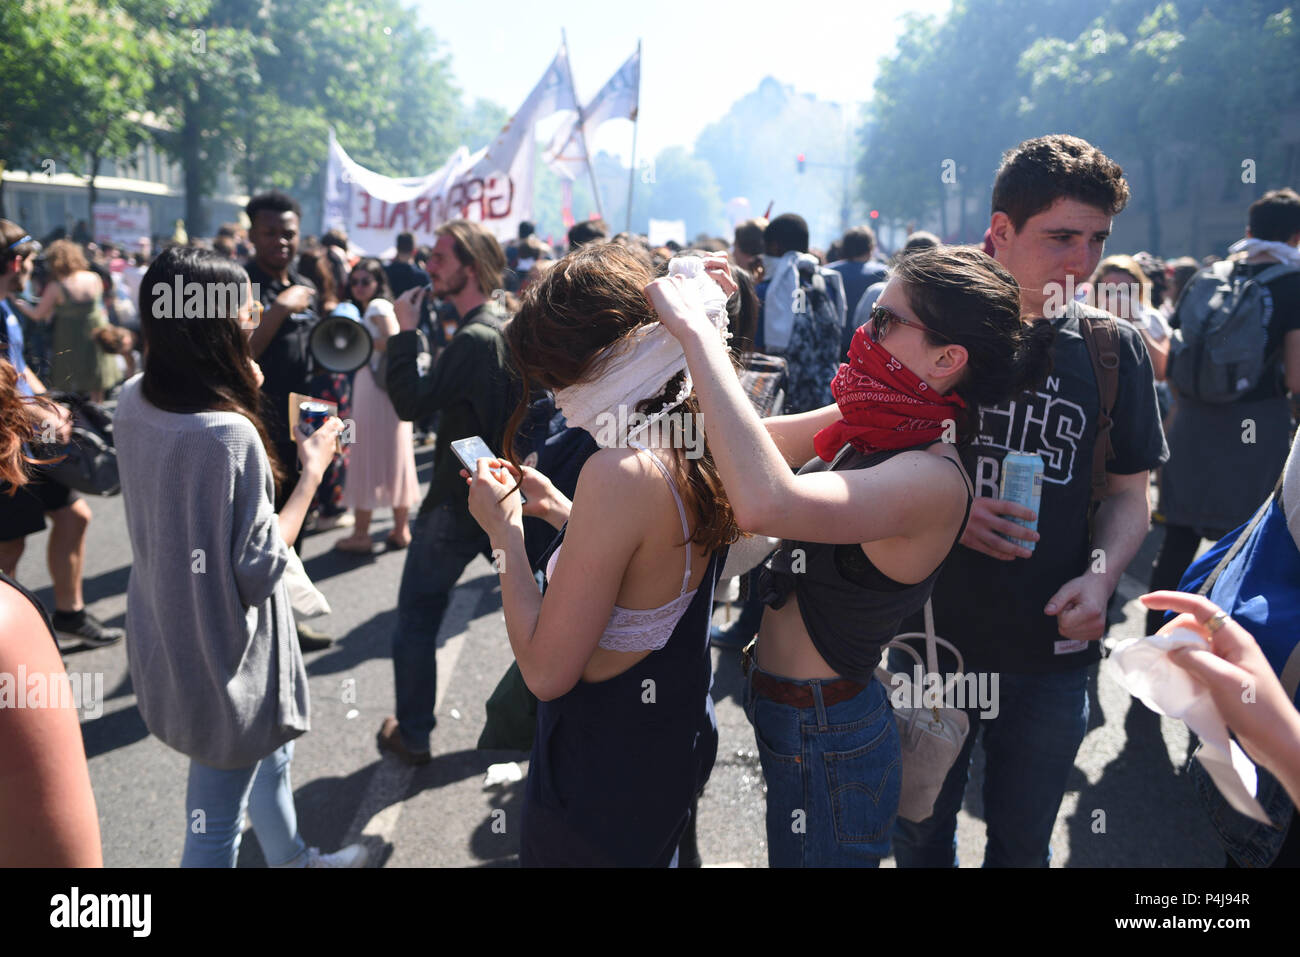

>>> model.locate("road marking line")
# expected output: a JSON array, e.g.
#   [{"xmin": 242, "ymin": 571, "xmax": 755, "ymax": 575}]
[{"xmin": 346, "ymin": 572, "xmax": 487, "ymax": 852}]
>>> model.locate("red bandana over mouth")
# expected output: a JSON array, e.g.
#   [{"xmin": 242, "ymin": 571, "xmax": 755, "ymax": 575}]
[{"xmin": 813, "ymin": 324, "xmax": 967, "ymax": 462}]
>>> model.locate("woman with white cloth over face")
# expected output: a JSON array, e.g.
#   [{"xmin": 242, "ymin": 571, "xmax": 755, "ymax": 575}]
[{"xmin": 463, "ymin": 242, "xmax": 743, "ymax": 867}]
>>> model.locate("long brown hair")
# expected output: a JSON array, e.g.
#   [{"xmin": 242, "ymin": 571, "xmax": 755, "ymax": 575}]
[
  {"xmin": 0, "ymin": 362, "xmax": 61, "ymax": 495},
  {"xmin": 504, "ymin": 243, "xmax": 739, "ymax": 553},
  {"xmin": 138, "ymin": 246, "xmax": 287, "ymax": 492}
]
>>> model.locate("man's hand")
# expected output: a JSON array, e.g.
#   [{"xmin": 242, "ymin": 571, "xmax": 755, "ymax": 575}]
[
  {"xmin": 1044, "ymin": 572, "xmax": 1110, "ymax": 640},
  {"xmin": 273, "ymin": 284, "xmax": 315, "ymax": 315},
  {"xmin": 959, "ymin": 496, "xmax": 1040, "ymax": 560},
  {"xmin": 394, "ymin": 286, "xmax": 428, "ymax": 332}
]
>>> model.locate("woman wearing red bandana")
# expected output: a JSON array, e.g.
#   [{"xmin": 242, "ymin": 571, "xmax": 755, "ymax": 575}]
[{"xmin": 647, "ymin": 245, "xmax": 1054, "ymax": 866}]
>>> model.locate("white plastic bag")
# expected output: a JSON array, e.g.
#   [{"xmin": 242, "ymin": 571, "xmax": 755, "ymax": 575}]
[{"xmin": 284, "ymin": 546, "xmax": 331, "ymax": 619}]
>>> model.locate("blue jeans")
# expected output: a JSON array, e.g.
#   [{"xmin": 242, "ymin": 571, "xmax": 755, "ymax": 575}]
[
  {"xmin": 891, "ymin": 664, "xmax": 1091, "ymax": 868},
  {"xmin": 181, "ymin": 742, "xmax": 307, "ymax": 867},
  {"xmin": 392, "ymin": 502, "xmax": 492, "ymax": 752},
  {"xmin": 744, "ymin": 664, "xmax": 901, "ymax": 867}
]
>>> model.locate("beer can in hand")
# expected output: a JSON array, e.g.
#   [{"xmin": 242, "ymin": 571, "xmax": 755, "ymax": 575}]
[
  {"xmin": 299, "ymin": 401, "xmax": 331, "ymax": 436},
  {"xmin": 998, "ymin": 451, "xmax": 1044, "ymax": 552}
]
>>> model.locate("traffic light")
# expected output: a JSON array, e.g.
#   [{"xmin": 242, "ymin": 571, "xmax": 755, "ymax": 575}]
[
  {"xmin": 869, "ymin": 209, "xmax": 879, "ymax": 219},
  {"xmin": 796, "ymin": 153, "xmax": 805, "ymax": 174}
]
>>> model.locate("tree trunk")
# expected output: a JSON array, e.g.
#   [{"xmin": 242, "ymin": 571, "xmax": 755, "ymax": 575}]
[
  {"xmin": 87, "ymin": 151, "xmax": 101, "ymax": 232},
  {"xmin": 1141, "ymin": 148, "xmax": 1161, "ymax": 254},
  {"xmin": 182, "ymin": 110, "xmax": 206, "ymax": 237},
  {"xmin": 937, "ymin": 179, "xmax": 949, "ymax": 239},
  {"xmin": 244, "ymin": 120, "xmax": 256, "ymax": 197},
  {"xmin": 957, "ymin": 177, "xmax": 968, "ymax": 244}
]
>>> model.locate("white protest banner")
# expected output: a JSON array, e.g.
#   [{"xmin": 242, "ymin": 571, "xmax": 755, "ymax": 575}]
[
  {"xmin": 648, "ymin": 219, "xmax": 686, "ymax": 247},
  {"xmin": 93, "ymin": 203, "xmax": 151, "ymax": 247},
  {"xmin": 324, "ymin": 45, "xmax": 578, "ymax": 254}
]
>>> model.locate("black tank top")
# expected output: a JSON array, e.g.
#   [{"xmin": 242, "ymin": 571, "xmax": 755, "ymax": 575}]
[
  {"xmin": 757, "ymin": 440, "xmax": 973, "ymax": 683},
  {"xmin": 0, "ymin": 569, "xmax": 58, "ymax": 648}
]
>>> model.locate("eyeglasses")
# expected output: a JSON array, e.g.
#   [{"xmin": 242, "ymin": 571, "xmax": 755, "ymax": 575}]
[
  {"xmin": 350, "ymin": 275, "xmax": 375, "ymax": 286},
  {"xmin": 868, "ymin": 305, "xmax": 950, "ymax": 343}
]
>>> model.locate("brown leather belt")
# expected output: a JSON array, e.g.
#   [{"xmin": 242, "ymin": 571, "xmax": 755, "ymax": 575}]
[{"xmin": 742, "ymin": 638, "xmax": 867, "ymax": 710}]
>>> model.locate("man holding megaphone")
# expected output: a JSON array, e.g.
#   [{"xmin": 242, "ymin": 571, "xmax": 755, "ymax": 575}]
[{"xmin": 244, "ymin": 191, "xmax": 340, "ymax": 652}]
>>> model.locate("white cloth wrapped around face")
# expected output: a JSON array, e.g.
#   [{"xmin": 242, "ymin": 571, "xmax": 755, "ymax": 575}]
[
  {"xmin": 552, "ymin": 256, "xmax": 731, "ymax": 447},
  {"xmin": 1107, "ymin": 627, "xmax": 1272, "ymax": 823}
]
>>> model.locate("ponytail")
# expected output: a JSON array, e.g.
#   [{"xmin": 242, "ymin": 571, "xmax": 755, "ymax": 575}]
[{"xmin": 1008, "ymin": 318, "xmax": 1056, "ymax": 396}]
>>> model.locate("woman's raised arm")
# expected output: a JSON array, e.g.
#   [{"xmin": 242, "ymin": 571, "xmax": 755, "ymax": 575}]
[{"xmin": 645, "ymin": 270, "xmax": 965, "ymax": 546}]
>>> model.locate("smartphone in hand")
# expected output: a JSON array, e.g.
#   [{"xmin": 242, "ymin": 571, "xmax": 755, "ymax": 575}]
[{"xmin": 451, "ymin": 436, "xmax": 526, "ymax": 503}]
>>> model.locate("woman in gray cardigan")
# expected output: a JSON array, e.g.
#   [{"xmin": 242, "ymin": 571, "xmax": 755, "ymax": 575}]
[{"xmin": 117, "ymin": 245, "xmax": 365, "ymax": 867}]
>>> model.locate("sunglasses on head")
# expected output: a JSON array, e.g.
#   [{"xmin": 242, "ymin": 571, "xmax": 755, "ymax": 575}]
[{"xmin": 868, "ymin": 304, "xmax": 951, "ymax": 344}]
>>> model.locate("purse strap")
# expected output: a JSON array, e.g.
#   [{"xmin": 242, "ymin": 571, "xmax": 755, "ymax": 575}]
[{"xmin": 882, "ymin": 600, "xmax": 966, "ymax": 688}]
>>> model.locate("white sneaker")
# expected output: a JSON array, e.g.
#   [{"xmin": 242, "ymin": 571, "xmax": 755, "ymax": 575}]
[
  {"xmin": 313, "ymin": 512, "xmax": 355, "ymax": 532},
  {"xmin": 282, "ymin": 844, "xmax": 369, "ymax": 868}
]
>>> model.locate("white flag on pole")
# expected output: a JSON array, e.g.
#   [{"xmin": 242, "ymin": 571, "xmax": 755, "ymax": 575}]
[{"xmin": 543, "ymin": 48, "xmax": 640, "ymax": 182}]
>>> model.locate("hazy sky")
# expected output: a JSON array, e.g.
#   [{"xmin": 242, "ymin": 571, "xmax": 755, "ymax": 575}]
[{"xmin": 414, "ymin": 0, "xmax": 954, "ymax": 162}]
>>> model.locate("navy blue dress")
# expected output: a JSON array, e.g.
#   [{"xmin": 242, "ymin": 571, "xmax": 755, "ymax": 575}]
[{"xmin": 521, "ymin": 528, "xmax": 729, "ymax": 867}]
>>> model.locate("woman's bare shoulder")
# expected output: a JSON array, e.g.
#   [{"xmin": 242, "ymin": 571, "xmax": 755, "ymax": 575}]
[{"xmin": 0, "ymin": 578, "xmax": 61, "ymax": 687}]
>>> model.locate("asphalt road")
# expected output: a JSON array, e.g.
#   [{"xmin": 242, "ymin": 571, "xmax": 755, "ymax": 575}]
[{"xmin": 23, "ymin": 445, "xmax": 1223, "ymax": 867}]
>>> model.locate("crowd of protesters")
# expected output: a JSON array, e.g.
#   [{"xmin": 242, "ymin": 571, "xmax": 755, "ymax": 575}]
[{"xmin": 3, "ymin": 131, "xmax": 1300, "ymax": 870}]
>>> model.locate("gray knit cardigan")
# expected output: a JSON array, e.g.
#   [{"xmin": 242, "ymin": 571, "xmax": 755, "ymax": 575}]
[{"xmin": 115, "ymin": 374, "xmax": 309, "ymax": 769}]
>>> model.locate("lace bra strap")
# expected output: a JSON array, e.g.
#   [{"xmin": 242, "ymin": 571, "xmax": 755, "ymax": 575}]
[{"xmin": 627, "ymin": 441, "xmax": 692, "ymax": 595}]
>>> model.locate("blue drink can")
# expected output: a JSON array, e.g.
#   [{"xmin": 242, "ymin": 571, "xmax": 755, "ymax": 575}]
[
  {"xmin": 998, "ymin": 451, "xmax": 1044, "ymax": 552},
  {"xmin": 299, "ymin": 401, "xmax": 330, "ymax": 436}
]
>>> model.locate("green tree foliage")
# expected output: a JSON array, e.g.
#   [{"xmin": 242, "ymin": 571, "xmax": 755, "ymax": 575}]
[
  {"xmin": 0, "ymin": 0, "xmax": 173, "ymax": 220},
  {"xmin": 0, "ymin": 0, "xmax": 78, "ymax": 216},
  {"xmin": 54, "ymin": 2, "xmax": 170, "ymax": 223},
  {"xmin": 140, "ymin": 0, "xmax": 271, "ymax": 234},
  {"xmin": 1020, "ymin": 0, "xmax": 1299, "ymax": 250},
  {"xmin": 862, "ymin": 0, "xmax": 1092, "ymax": 245},
  {"xmin": 862, "ymin": 0, "xmax": 1300, "ymax": 254}
]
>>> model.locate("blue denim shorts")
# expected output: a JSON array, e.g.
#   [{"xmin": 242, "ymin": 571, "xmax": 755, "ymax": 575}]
[{"xmin": 743, "ymin": 660, "xmax": 901, "ymax": 867}]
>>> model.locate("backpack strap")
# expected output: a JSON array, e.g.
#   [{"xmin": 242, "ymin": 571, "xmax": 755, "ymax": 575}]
[
  {"xmin": 1195, "ymin": 490, "xmax": 1276, "ymax": 598},
  {"xmin": 1077, "ymin": 311, "xmax": 1121, "ymax": 505},
  {"xmin": 1246, "ymin": 262, "xmax": 1300, "ymax": 289}
]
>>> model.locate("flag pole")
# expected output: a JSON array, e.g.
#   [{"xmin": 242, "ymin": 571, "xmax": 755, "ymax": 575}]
[
  {"xmin": 624, "ymin": 39, "xmax": 641, "ymax": 234},
  {"xmin": 561, "ymin": 29, "xmax": 604, "ymax": 222}
]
